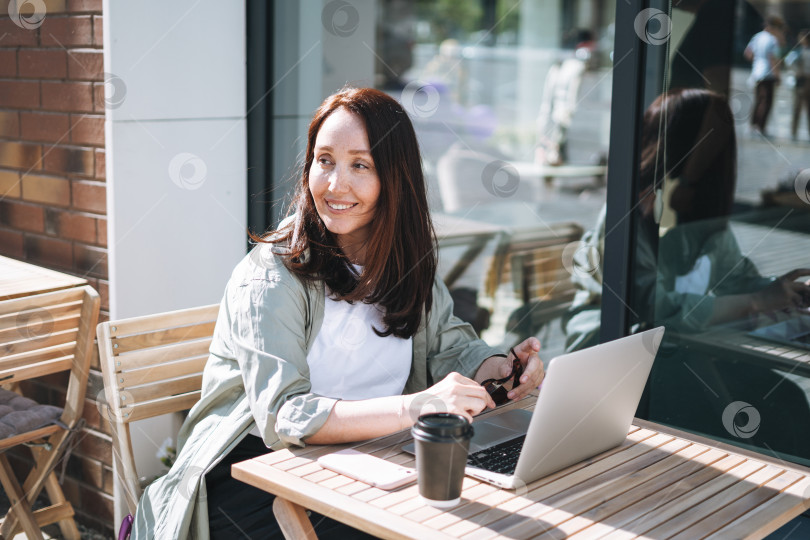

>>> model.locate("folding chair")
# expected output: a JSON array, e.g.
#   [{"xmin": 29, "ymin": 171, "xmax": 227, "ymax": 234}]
[
  {"xmin": 0, "ymin": 285, "xmax": 100, "ymax": 540},
  {"xmin": 95, "ymin": 304, "xmax": 219, "ymax": 530},
  {"xmin": 485, "ymin": 222, "xmax": 584, "ymax": 342}
]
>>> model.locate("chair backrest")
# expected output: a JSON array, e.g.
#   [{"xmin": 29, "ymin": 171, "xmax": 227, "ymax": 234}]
[
  {"xmin": 0, "ymin": 285, "xmax": 100, "ymax": 444},
  {"xmin": 486, "ymin": 222, "xmax": 584, "ymax": 305},
  {"xmin": 96, "ymin": 303, "xmax": 219, "ymax": 514}
]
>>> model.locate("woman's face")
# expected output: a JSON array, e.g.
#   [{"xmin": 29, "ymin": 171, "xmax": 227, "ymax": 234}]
[{"xmin": 309, "ymin": 107, "xmax": 381, "ymax": 264}]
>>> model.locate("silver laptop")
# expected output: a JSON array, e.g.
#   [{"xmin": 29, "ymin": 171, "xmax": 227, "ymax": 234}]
[
  {"xmin": 403, "ymin": 327, "xmax": 664, "ymax": 489},
  {"xmin": 748, "ymin": 316, "xmax": 810, "ymax": 351}
]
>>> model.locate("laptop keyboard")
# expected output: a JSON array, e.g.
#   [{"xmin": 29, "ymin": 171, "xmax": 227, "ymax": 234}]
[{"xmin": 467, "ymin": 435, "xmax": 526, "ymax": 475}]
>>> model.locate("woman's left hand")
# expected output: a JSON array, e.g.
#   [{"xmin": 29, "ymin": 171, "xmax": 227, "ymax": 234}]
[{"xmin": 506, "ymin": 337, "xmax": 545, "ymax": 401}]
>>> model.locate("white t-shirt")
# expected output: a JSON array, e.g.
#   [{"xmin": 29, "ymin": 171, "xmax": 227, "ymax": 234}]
[
  {"xmin": 306, "ymin": 289, "xmax": 413, "ymax": 400},
  {"xmin": 250, "ymin": 270, "xmax": 413, "ymax": 439},
  {"xmin": 747, "ymin": 30, "xmax": 779, "ymax": 82}
]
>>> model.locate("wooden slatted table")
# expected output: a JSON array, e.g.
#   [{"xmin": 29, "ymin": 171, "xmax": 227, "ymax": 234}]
[
  {"xmin": 0, "ymin": 255, "xmax": 86, "ymax": 301},
  {"xmin": 232, "ymin": 396, "xmax": 810, "ymax": 539}
]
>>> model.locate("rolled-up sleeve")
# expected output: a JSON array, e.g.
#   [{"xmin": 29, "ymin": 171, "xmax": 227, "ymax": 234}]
[
  {"xmin": 425, "ymin": 278, "xmax": 501, "ymax": 383},
  {"xmin": 228, "ymin": 262, "xmax": 337, "ymax": 449}
]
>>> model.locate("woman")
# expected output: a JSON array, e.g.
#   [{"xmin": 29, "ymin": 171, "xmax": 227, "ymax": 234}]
[{"xmin": 132, "ymin": 88, "xmax": 545, "ymax": 539}]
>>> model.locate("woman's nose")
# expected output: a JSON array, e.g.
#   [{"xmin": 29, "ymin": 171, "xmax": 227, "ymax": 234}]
[{"xmin": 328, "ymin": 166, "xmax": 350, "ymax": 193}]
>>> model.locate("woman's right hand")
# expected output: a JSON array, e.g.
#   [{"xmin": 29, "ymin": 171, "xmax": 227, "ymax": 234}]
[{"xmin": 404, "ymin": 372, "xmax": 496, "ymax": 425}]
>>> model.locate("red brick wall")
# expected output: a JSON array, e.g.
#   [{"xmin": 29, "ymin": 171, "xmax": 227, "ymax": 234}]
[{"xmin": 0, "ymin": 0, "xmax": 114, "ymax": 534}]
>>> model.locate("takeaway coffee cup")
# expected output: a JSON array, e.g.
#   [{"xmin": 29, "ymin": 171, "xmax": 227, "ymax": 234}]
[{"xmin": 411, "ymin": 413, "xmax": 474, "ymax": 507}]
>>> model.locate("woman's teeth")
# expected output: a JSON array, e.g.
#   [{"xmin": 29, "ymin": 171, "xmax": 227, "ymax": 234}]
[{"xmin": 328, "ymin": 202, "xmax": 356, "ymax": 210}]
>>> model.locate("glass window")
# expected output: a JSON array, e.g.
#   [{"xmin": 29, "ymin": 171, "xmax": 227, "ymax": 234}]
[
  {"xmin": 629, "ymin": 0, "xmax": 810, "ymax": 467},
  {"xmin": 270, "ymin": 0, "xmax": 615, "ymax": 353}
]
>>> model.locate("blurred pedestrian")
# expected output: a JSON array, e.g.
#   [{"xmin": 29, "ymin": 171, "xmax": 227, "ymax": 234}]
[
  {"xmin": 745, "ymin": 15, "xmax": 785, "ymax": 136},
  {"xmin": 791, "ymin": 29, "xmax": 810, "ymax": 140}
]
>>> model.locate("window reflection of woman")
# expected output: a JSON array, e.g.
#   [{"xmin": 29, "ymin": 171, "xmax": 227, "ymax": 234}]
[{"xmin": 650, "ymin": 89, "xmax": 810, "ymax": 330}]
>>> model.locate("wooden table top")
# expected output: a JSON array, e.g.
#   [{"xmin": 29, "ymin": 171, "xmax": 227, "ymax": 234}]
[
  {"xmin": 683, "ymin": 324, "xmax": 810, "ymax": 378},
  {"xmin": 232, "ymin": 397, "xmax": 810, "ymax": 539},
  {"xmin": 0, "ymin": 255, "xmax": 86, "ymax": 301}
]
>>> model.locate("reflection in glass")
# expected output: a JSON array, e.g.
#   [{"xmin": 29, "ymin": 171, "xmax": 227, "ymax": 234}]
[{"xmin": 625, "ymin": 1, "xmax": 810, "ymax": 466}]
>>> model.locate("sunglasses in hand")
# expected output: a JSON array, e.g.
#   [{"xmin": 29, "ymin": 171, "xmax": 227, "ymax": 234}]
[{"xmin": 481, "ymin": 347, "xmax": 524, "ymax": 406}]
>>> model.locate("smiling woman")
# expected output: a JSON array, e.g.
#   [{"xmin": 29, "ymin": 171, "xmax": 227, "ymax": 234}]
[{"xmin": 129, "ymin": 87, "xmax": 545, "ymax": 540}]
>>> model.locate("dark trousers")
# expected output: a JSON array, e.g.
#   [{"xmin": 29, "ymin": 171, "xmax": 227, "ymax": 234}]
[
  {"xmin": 751, "ymin": 79, "xmax": 776, "ymax": 133},
  {"xmin": 206, "ymin": 434, "xmax": 377, "ymax": 539},
  {"xmin": 792, "ymin": 77, "xmax": 810, "ymax": 138}
]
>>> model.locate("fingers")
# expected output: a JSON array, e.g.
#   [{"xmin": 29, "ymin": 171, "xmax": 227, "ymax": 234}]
[
  {"xmin": 782, "ymin": 269, "xmax": 810, "ymax": 281},
  {"xmin": 514, "ymin": 337, "xmax": 541, "ymax": 358},
  {"xmin": 508, "ymin": 355, "xmax": 545, "ymax": 401},
  {"xmin": 433, "ymin": 373, "xmax": 495, "ymax": 416}
]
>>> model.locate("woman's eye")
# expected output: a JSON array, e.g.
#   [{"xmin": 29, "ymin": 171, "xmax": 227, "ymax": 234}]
[
  {"xmin": 318, "ymin": 157, "xmax": 332, "ymax": 165},
  {"xmin": 354, "ymin": 162, "xmax": 369, "ymax": 170}
]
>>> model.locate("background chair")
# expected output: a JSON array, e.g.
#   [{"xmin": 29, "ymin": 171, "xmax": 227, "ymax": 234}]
[
  {"xmin": 0, "ymin": 285, "xmax": 99, "ymax": 540},
  {"xmin": 96, "ymin": 304, "xmax": 219, "ymax": 528},
  {"xmin": 484, "ymin": 222, "xmax": 584, "ymax": 347}
]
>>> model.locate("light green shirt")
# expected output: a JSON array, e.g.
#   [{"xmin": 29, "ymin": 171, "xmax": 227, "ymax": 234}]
[{"xmin": 132, "ymin": 240, "xmax": 500, "ymax": 539}]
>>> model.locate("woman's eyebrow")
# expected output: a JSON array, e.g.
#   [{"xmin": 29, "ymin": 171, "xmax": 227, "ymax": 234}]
[{"xmin": 316, "ymin": 145, "xmax": 371, "ymax": 155}]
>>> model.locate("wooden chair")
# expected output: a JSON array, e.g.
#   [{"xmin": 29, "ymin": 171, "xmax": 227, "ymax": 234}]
[
  {"xmin": 95, "ymin": 304, "xmax": 219, "ymax": 527},
  {"xmin": 0, "ymin": 285, "xmax": 100, "ymax": 540},
  {"xmin": 485, "ymin": 222, "xmax": 584, "ymax": 342}
]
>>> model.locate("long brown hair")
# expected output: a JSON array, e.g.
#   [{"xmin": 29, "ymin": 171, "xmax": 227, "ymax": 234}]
[
  {"xmin": 639, "ymin": 88, "xmax": 737, "ymax": 222},
  {"xmin": 252, "ymin": 87, "xmax": 437, "ymax": 339}
]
